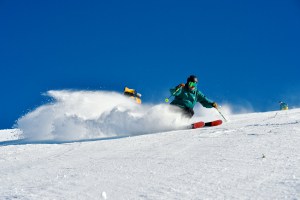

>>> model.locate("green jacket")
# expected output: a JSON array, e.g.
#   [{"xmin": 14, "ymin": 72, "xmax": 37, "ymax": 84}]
[
  {"xmin": 279, "ymin": 102, "xmax": 288, "ymax": 110},
  {"xmin": 170, "ymin": 85, "xmax": 213, "ymax": 109}
]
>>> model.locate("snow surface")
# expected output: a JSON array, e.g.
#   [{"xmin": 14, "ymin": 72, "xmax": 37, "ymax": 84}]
[{"xmin": 1, "ymin": 90, "xmax": 300, "ymax": 199}]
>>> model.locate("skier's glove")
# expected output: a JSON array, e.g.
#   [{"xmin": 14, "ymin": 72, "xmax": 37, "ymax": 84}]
[
  {"xmin": 176, "ymin": 83, "xmax": 185, "ymax": 89},
  {"xmin": 212, "ymin": 102, "xmax": 218, "ymax": 108}
]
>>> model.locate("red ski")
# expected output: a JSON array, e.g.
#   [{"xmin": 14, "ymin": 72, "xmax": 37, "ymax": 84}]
[{"xmin": 190, "ymin": 119, "xmax": 223, "ymax": 129}]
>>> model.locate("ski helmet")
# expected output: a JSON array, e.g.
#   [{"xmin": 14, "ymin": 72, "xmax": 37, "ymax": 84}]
[{"xmin": 187, "ymin": 75, "xmax": 198, "ymax": 83}]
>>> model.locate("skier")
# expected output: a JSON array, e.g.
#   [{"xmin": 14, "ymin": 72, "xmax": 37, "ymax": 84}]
[
  {"xmin": 279, "ymin": 101, "xmax": 288, "ymax": 110},
  {"xmin": 124, "ymin": 87, "xmax": 142, "ymax": 104},
  {"xmin": 169, "ymin": 75, "xmax": 218, "ymax": 118}
]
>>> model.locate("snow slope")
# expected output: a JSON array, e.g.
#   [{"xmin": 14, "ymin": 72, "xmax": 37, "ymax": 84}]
[
  {"xmin": 0, "ymin": 90, "xmax": 299, "ymax": 199},
  {"xmin": 1, "ymin": 109, "xmax": 299, "ymax": 199}
]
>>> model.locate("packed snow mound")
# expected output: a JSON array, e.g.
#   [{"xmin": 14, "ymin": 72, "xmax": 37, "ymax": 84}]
[{"xmin": 16, "ymin": 90, "xmax": 198, "ymax": 141}]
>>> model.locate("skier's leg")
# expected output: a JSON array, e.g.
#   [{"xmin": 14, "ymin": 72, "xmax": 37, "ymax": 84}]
[{"xmin": 182, "ymin": 107, "xmax": 194, "ymax": 118}]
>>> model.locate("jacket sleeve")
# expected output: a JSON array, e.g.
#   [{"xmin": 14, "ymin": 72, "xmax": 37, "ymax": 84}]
[
  {"xmin": 197, "ymin": 91, "xmax": 214, "ymax": 108},
  {"xmin": 170, "ymin": 87, "xmax": 182, "ymax": 96}
]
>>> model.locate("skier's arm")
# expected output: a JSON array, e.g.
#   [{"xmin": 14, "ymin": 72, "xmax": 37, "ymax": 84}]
[
  {"xmin": 170, "ymin": 83, "xmax": 185, "ymax": 96},
  {"xmin": 170, "ymin": 87, "xmax": 182, "ymax": 96},
  {"xmin": 197, "ymin": 91, "xmax": 214, "ymax": 108}
]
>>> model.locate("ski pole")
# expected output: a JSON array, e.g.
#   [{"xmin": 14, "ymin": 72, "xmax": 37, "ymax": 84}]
[
  {"xmin": 165, "ymin": 85, "xmax": 184, "ymax": 103},
  {"xmin": 165, "ymin": 90, "xmax": 178, "ymax": 103},
  {"xmin": 215, "ymin": 107, "xmax": 227, "ymax": 122},
  {"xmin": 165, "ymin": 94, "xmax": 173, "ymax": 103}
]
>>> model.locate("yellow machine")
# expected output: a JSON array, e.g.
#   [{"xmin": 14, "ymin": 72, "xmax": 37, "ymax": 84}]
[{"xmin": 124, "ymin": 87, "xmax": 142, "ymax": 104}]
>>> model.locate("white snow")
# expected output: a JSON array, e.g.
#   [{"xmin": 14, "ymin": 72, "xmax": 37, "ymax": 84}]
[
  {"xmin": 16, "ymin": 90, "xmax": 193, "ymax": 141},
  {"xmin": 0, "ymin": 90, "xmax": 299, "ymax": 199}
]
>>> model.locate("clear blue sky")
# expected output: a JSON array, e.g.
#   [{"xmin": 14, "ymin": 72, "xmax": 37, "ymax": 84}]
[{"xmin": 1, "ymin": 0, "xmax": 300, "ymax": 128}]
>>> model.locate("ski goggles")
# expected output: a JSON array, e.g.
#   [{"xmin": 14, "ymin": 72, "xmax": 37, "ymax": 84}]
[{"xmin": 188, "ymin": 81, "xmax": 197, "ymax": 87}]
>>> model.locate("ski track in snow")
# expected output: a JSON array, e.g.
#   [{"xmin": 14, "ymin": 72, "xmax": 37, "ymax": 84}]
[{"xmin": 0, "ymin": 92, "xmax": 300, "ymax": 199}]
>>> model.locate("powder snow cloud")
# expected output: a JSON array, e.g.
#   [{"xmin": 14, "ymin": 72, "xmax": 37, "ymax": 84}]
[{"xmin": 16, "ymin": 90, "xmax": 191, "ymax": 141}]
